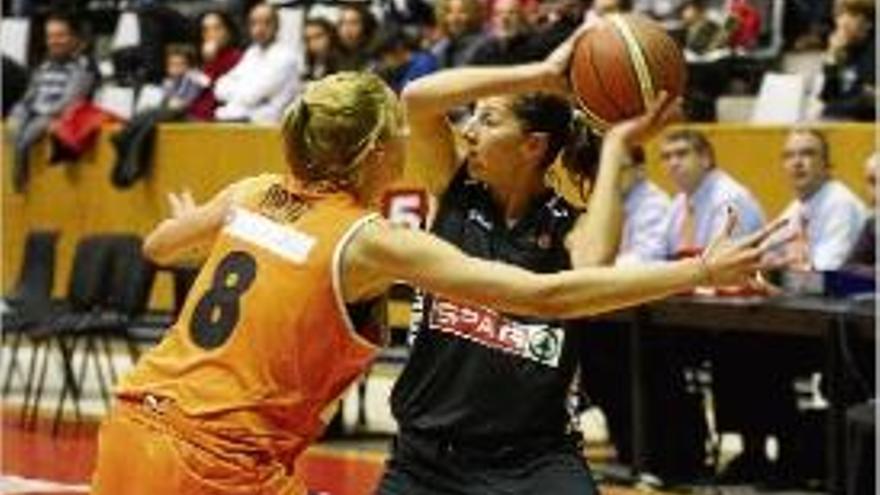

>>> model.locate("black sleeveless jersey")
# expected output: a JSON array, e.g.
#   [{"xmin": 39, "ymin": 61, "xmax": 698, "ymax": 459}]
[{"xmin": 390, "ymin": 167, "xmax": 582, "ymax": 440}]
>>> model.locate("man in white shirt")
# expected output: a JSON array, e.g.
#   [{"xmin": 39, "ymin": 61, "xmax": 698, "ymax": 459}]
[
  {"xmin": 660, "ymin": 129, "xmax": 766, "ymax": 258},
  {"xmin": 716, "ymin": 129, "xmax": 870, "ymax": 484},
  {"xmin": 616, "ymin": 146, "xmax": 671, "ymax": 264},
  {"xmin": 214, "ymin": 3, "xmax": 301, "ymax": 123},
  {"xmin": 776, "ymin": 128, "xmax": 868, "ymax": 270}
]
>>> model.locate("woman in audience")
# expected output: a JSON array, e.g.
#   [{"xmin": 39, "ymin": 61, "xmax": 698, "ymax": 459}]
[
  {"xmin": 302, "ymin": 17, "xmax": 344, "ymax": 82},
  {"xmin": 336, "ymin": 4, "xmax": 378, "ymax": 70},
  {"xmin": 188, "ymin": 10, "xmax": 242, "ymax": 121}
]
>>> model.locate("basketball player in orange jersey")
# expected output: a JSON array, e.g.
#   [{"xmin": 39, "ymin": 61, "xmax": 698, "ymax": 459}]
[{"xmin": 90, "ymin": 46, "xmax": 787, "ymax": 495}]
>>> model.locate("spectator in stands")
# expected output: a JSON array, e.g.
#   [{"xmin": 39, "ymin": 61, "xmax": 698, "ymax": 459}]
[
  {"xmin": 616, "ymin": 146, "xmax": 672, "ymax": 264},
  {"xmin": 302, "ymin": 17, "xmax": 344, "ymax": 82},
  {"xmin": 6, "ymin": 13, "xmax": 96, "ymax": 192},
  {"xmin": 214, "ymin": 3, "xmax": 300, "ymax": 124},
  {"xmin": 188, "ymin": 10, "xmax": 243, "ymax": 121},
  {"xmin": 845, "ymin": 152, "xmax": 877, "ymax": 269},
  {"xmin": 159, "ymin": 45, "xmax": 208, "ymax": 113},
  {"xmin": 430, "ymin": 0, "xmax": 485, "ymax": 68},
  {"xmin": 820, "ymin": 0, "xmax": 875, "ymax": 122},
  {"xmin": 680, "ymin": 0, "xmax": 733, "ymax": 121},
  {"xmin": 336, "ymin": 4, "xmax": 378, "ymax": 70},
  {"xmin": 111, "ymin": 44, "xmax": 208, "ymax": 188},
  {"xmin": 660, "ymin": 129, "xmax": 765, "ymax": 258},
  {"xmin": 468, "ymin": 0, "xmax": 545, "ymax": 65},
  {"xmin": 373, "ymin": 25, "xmax": 438, "ymax": 93},
  {"xmin": 681, "ymin": 0, "xmax": 729, "ymax": 56},
  {"xmin": 776, "ymin": 128, "xmax": 868, "ymax": 270}
]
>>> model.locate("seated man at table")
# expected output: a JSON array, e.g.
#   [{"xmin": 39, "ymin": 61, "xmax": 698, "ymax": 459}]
[
  {"xmin": 580, "ymin": 136, "xmax": 758, "ymax": 483},
  {"xmin": 776, "ymin": 128, "xmax": 869, "ymax": 271},
  {"xmin": 660, "ymin": 129, "xmax": 766, "ymax": 258},
  {"xmin": 654, "ymin": 129, "xmax": 767, "ymax": 482},
  {"xmin": 716, "ymin": 129, "xmax": 869, "ymax": 485}
]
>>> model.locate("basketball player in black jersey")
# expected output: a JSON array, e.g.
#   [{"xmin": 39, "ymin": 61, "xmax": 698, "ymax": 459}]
[{"xmin": 377, "ymin": 22, "xmax": 684, "ymax": 495}]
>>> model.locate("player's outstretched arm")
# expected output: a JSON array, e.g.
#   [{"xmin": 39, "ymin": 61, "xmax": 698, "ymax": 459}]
[
  {"xmin": 143, "ymin": 185, "xmax": 237, "ymax": 265},
  {"xmin": 345, "ymin": 215, "xmax": 788, "ymax": 319}
]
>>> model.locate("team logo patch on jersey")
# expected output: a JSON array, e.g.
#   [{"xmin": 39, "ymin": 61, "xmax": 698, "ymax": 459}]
[
  {"xmin": 225, "ymin": 208, "xmax": 315, "ymax": 263},
  {"xmin": 426, "ymin": 297, "xmax": 564, "ymax": 367}
]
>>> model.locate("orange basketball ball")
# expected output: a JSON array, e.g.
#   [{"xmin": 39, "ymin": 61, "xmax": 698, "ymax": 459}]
[{"xmin": 570, "ymin": 14, "xmax": 686, "ymax": 132}]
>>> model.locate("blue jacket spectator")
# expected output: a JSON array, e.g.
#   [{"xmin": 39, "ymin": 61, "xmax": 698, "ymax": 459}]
[{"xmin": 374, "ymin": 26, "xmax": 438, "ymax": 93}]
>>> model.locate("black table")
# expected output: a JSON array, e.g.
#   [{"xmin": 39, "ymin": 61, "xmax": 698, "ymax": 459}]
[{"xmin": 604, "ymin": 295, "xmax": 875, "ymax": 493}]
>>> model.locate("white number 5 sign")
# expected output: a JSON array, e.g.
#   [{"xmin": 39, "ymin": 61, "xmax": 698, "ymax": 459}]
[{"xmin": 382, "ymin": 190, "xmax": 428, "ymax": 229}]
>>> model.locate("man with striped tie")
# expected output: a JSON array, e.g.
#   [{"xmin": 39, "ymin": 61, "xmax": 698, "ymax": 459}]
[{"xmin": 642, "ymin": 128, "xmax": 767, "ymax": 482}]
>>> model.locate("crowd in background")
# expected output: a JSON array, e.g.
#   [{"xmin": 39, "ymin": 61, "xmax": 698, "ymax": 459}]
[
  {"xmin": 2, "ymin": 0, "xmax": 875, "ymax": 190},
  {"xmin": 2, "ymin": 0, "xmax": 875, "ymax": 123}
]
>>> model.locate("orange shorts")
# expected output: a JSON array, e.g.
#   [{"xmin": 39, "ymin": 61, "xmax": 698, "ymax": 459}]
[{"xmin": 91, "ymin": 396, "xmax": 307, "ymax": 495}]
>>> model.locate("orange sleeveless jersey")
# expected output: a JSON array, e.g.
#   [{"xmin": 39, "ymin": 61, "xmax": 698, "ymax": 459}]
[{"xmin": 117, "ymin": 174, "xmax": 382, "ymax": 463}]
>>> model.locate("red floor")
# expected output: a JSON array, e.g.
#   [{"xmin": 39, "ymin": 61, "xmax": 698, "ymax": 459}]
[
  {"xmin": 1, "ymin": 408, "xmax": 384, "ymax": 494},
  {"xmin": 2, "ymin": 408, "xmax": 654, "ymax": 495}
]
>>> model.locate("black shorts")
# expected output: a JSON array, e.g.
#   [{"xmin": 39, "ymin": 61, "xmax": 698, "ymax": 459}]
[{"xmin": 375, "ymin": 430, "xmax": 599, "ymax": 495}]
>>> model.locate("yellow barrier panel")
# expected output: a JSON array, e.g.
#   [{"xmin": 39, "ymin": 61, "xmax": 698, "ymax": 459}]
[{"xmin": 3, "ymin": 123, "xmax": 875, "ymax": 308}]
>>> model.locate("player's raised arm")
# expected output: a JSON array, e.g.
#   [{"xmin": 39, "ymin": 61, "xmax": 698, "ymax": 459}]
[
  {"xmin": 345, "ymin": 215, "xmax": 788, "ymax": 319},
  {"xmin": 400, "ymin": 19, "xmax": 597, "ymax": 196}
]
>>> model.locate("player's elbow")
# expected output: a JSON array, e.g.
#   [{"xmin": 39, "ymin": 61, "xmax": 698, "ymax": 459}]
[
  {"xmin": 401, "ymin": 82, "xmax": 440, "ymax": 118},
  {"xmin": 142, "ymin": 237, "xmax": 170, "ymax": 265},
  {"xmin": 142, "ymin": 223, "xmax": 176, "ymax": 265},
  {"xmin": 518, "ymin": 275, "xmax": 577, "ymax": 319}
]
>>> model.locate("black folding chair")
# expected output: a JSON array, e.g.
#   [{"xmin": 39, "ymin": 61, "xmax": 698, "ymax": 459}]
[
  {"xmin": 20, "ymin": 236, "xmax": 115, "ymax": 429},
  {"xmin": 47, "ymin": 234, "xmax": 160, "ymax": 434},
  {"xmin": 2, "ymin": 230, "xmax": 59, "ymax": 397}
]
